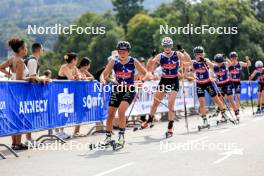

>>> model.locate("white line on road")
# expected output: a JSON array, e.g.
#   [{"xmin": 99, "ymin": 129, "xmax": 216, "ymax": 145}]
[
  {"xmin": 219, "ymin": 124, "xmax": 246, "ymax": 134},
  {"xmin": 93, "ymin": 163, "xmax": 134, "ymax": 176},
  {"xmin": 219, "ymin": 129, "xmax": 232, "ymax": 134},
  {"xmin": 213, "ymin": 148, "xmax": 244, "ymax": 164},
  {"xmin": 252, "ymin": 118, "xmax": 264, "ymax": 122}
]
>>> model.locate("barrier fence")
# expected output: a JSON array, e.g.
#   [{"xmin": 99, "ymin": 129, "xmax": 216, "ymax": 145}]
[
  {"xmin": 0, "ymin": 80, "xmax": 109, "ymax": 137},
  {"xmin": 0, "ymin": 80, "xmax": 259, "ymax": 137}
]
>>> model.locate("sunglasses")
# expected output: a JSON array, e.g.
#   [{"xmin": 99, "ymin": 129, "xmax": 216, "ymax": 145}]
[{"xmin": 163, "ymin": 44, "xmax": 173, "ymax": 49}]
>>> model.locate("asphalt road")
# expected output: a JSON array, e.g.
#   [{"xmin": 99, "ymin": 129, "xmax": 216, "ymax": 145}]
[{"xmin": 1, "ymin": 108, "xmax": 264, "ymax": 176}]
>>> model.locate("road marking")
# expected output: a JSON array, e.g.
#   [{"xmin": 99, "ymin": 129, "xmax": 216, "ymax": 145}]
[
  {"xmin": 219, "ymin": 129, "xmax": 232, "ymax": 133},
  {"xmin": 213, "ymin": 148, "xmax": 243, "ymax": 164},
  {"xmin": 219, "ymin": 124, "xmax": 246, "ymax": 134},
  {"xmin": 93, "ymin": 162, "xmax": 134, "ymax": 176},
  {"xmin": 162, "ymin": 136, "xmax": 208, "ymax": 153},
  {"xmin": 252, "ymin": 118, "xmax": 264, "ymax": 122}
]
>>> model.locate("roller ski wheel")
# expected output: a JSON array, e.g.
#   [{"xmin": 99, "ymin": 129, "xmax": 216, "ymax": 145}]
[
  {"xmin": 89, "ymin": 139, "xmax": 115, "ymax": 151},
  {"xmin": 216, "ymin": 118, "xmax": 227, "ymax": 126},
  {"xmin": 165, "ymin": 129, "xmax": 173, "ymax": 138},
  {"xmin": 112, "ymin": 140, "xmax": 125, "ymax": 151},
  {"xmin": 198, "ymin": 124, "xmax": 210, "ymax": 131},
  {"xmin": 133, "ymin": 124, "xmax": 140, "ymax": 132},
  {"xmin": 254, "ymin": 109, "xmax": 263, "ymax": 117}
]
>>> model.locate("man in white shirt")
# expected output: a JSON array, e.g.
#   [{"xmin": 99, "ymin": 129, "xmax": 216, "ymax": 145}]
[
  {"xmin": 24, "ymin": 43, "xmax": 44, "ymax": 146},
  {"xmin": 25, "ymin": 43, "xmax": 43, "ymax": 78}
]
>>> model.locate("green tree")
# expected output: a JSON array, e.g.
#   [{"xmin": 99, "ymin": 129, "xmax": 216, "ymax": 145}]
[
  {"xmin": 127, "ymin": 13, "xmax": 166, "ymax": 58},
  {"xmin": 41, "ymin": 12, "xmax": 124, "ymax": 76},
  {"xmin": 112, "ymin": 0, "xmax": 145, "ymax": 35},
  {"xmin": 251, "ymin": 0, "xmax": 264, "ymax": 22}
]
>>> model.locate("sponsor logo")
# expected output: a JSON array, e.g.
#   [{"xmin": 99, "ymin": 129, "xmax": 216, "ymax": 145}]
[{"xmin": 58, "ymin": 88, "xmax": 74, "ymax": 117}]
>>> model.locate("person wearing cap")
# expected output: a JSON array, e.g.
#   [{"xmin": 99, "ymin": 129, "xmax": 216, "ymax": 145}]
[
  {"xmin": 144, "ymin": 37, "xmax": 191, "ymax": 137},
  {"xmin": 100, "ymin": 41, "xmax": 151, "ymax": 147},
  {"xmin": 249, "ymin": 60, "xmax": 264, "ymax": 114},
  {"xmin": 228, "ymin": 52, "xmax": 251, "ymax": 110}
]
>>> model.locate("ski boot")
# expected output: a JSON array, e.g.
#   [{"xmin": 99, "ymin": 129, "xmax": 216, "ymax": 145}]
[
  {"xmin": 165, "ymin": 128, "xmax": 173, "ymax": 138},
  {"xmin": 261, "ymin": 106, "xmax": 264, "ymax": 114},
  {"xmin": 113, "ymin": 130, "xmax": 125, "ymax": 151},
  {"xmin": 198, "ymin": 116, "xmax": 210, "ymax": 131},
  {"xmin": 255, "ymin": 108, "xmax": 262, "ymax": 117},
  {"xmin": 89, "ymin": 132, "xmax": 114, "ymax": 150},
  {"xmin": 165, "ymin": 121, "xmax": 174, "ymax": 138}
]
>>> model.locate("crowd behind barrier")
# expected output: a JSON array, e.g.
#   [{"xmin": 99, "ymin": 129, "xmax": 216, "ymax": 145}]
[{"xmin": 0, "ymin": 80, "xmax": 259, "ymax": 137}]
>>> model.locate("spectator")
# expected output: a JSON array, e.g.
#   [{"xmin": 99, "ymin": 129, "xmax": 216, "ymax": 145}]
[
  {"xmin": 78, "ymin": 57, "xmax": 94, "ymax": 80},
  {"xmin": 0, "ymin": 37, "xmax": 29, "ymax": 150},
  {"xmin": 24, "ymin": 43, "xmax": 46, "ymax": 146},
  {"xmin": 41, "ymin": 69, "xmax": 52, "ymax": 79},
  {"xmin": 57, "ymin": 52, "xmax": 83, "ymax": 139}
]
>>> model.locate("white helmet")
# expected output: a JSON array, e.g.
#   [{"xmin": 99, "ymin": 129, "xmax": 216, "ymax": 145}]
[
  {"xmin": 255, "ymin": 60, "xmax": 263, "ymax": 68},
  {"xmin": 161, "ymin": 37, "xmax": 173, "ymax": 46}
]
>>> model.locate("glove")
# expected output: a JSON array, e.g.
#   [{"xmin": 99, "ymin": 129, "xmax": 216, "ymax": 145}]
[
  {"xmin": 199, "ymin": 57, "xmax": 205, "ymax": 62},
  {"xmin": 177, "ymin": 45, "xmax": 185, "ymax": 53}
]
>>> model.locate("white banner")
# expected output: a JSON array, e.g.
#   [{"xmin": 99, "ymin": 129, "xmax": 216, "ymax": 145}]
[{"xmin": 125, "ymin": 80, "xmax": 197, "ymax": 116}]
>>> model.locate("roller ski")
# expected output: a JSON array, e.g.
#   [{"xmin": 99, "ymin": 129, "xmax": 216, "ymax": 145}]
[
  {"xmin": 165, "ymin": 128, "xmax": 173, "ymax": 138},
  {"xmin": 89, "ymin": 132, "xmax": 115, "ymax": 151},
  {"xmin": 133, "ymin": 117, "xmax": 154, "ymax": 132},
  {"xmin": 216, "ymin": 111, "xmax": 236, "ymax": 125},
  {"xmin": 198, "ymin": 116, "xmax": 210, "ymax": 131},
  {"xmin": 112, "ymin": 130, "xmax": 125, "ymax": 151},
  {"xmin": 254, "ymin": 108, "xmax": 263, "ymax": 117}
]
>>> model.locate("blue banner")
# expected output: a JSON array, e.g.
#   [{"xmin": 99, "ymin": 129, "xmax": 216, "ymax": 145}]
[{"xmin": 0, "ymin": 81, "xmax": 109, "ymax": 137}]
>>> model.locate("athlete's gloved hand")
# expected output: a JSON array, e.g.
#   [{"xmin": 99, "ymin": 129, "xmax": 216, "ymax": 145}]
[
  {"xmin": 177, "ymin": 45, "xmax": 185, "ymax": 53},
  {"xmin": 199, "ymin": 57, "xmax": 205, "ymax": 62}
]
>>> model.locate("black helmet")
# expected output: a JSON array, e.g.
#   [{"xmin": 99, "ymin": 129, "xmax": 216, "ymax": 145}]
[
  {"xmin": 214, "ymin": 54, "xmax": 224, "ymax": 63},
  {"xmin": 116, "ymin": 41, "xmax": 131, "ymax": 51},
  {"xmin": 229, "ymin": 51, "xmax": 238, "ymax": 58},
  {"xmin": 193, "ymin": 46, "xmax": 204, "ymax": 54}
]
